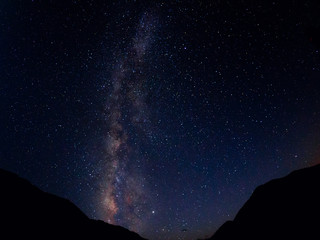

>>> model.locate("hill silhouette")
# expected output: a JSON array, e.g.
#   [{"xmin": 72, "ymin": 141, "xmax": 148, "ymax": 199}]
[
  {"xmin": 0, "ymin": 168, "xmax": 146, "ymax": 240},
  {"xmin": 204, "ymin": 164, "xmax": 320, "ymax": 240},
  {"xmin": 2, "ymin": 165, "xmax": 319, "ymax": 240}
]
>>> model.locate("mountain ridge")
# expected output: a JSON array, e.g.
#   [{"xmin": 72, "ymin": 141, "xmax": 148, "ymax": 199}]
[
  {"xmin": 204, "ymin": 164, "xmax": 320, "ymax": 240},
  {"xmin": 0, "ymin": 168, "xmax": 147, "ymax": 240}
]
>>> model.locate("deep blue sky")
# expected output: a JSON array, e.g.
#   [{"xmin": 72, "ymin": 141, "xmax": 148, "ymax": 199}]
[{"xmin": 1, "ymin": 1, "xmax": 320, "ymax": 239}]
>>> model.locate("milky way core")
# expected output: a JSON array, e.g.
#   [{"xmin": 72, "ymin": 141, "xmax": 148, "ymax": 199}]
[{"xmin": 99, "ymin": 10, "xmax": 158, "ymax": 231}]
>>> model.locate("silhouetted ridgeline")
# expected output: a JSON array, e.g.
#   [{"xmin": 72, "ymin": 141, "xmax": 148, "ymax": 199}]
[
  {"xmin": 0, "ymin": 168, "xmax": 146, "ymax": 240},
  {"xmin": 203, "ymin": 164, "xmax": 320, "ymax": 240},
  {"xmin": 1, "ymin": 165, "xmax": 319, "ymax": 240}
]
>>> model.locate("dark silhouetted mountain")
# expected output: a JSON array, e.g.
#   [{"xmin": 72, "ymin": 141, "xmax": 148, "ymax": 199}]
[
  {"xmin": 0, "ymin": 168, "xmax": 147, "ymax": 240},
  {"xmin": 204, "ymin": 164, "xmax": 320, "ymax": 240}
]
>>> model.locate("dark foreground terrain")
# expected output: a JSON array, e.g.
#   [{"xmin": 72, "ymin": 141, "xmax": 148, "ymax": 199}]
[
  {"xmin": 0, "ymin": 168, "xmax": 146, "ymax": 240},
  {"xmin": 1, "ymin": 164, "xmax": 319, "ymax": 240},
  {"xmin": 205, "ymin": 164, "xmax": 320, "ymax": 240}
]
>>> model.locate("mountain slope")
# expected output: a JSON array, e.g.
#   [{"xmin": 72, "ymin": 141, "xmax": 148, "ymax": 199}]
[
  {"xmin": 0, "ymin": 168, "xmax": 146, "ymax": 239},
  {"xmin": 206, "ymin": 164, "xmax": 320, "ymax": 240}
]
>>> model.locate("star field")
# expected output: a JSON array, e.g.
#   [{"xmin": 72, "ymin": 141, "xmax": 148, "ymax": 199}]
[{"xmin": 1, "ymin": 1, "xmax": 320, "ymax": 240}]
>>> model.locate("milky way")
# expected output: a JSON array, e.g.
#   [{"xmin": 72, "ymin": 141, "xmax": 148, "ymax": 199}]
[
  {"xmin": 2, "ymin": 1, "xmax": 320, "ymax": 240},
  {"xmin": 99, "ymin": 10, "xmax": 158, "ymax": 231}
]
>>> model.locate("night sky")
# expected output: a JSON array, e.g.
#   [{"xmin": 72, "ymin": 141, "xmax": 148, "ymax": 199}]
[{"xmin": 1, "ymin": 1, "xmax": 320, "ymax": 239}]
